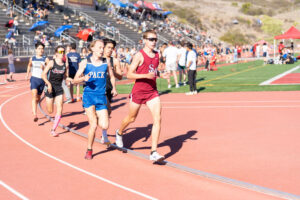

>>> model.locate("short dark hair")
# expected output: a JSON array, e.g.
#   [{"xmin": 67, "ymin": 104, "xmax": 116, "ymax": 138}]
[
  {"xmin": 103, "ymin": 38, "xmax": 116, "ymax": 48},
  {"xmin": 70, "ymin": 43, "xmax": 76, "ymax": 50},
  {"xmin": 55, "ymin": 45, "xmax": 65, "ymax": 53},
  {"xmin": 186, "ymin": 42, "xmax": 193, "ymax": 50},
  {"xmin": 35, "ymin": 41, "xmax": 45, "ymax": 49}
]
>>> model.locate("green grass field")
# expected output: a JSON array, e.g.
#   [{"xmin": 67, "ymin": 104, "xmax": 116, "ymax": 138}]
[{"xmin": 116, "ymin": 60, "xmax": 300, "ymax": 94}]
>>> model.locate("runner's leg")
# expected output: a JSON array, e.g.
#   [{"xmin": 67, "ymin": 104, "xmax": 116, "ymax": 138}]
[
  {"xmin": 85, "ymin": 106, "xmax": 97, "ymax": 149},
  {"xmin": 146, "ymin": 97, "xmax": 161, "ymax": 152},
  {"xmin": 118, "ymin": 101, "xmax": 141, "ymax": 134}
]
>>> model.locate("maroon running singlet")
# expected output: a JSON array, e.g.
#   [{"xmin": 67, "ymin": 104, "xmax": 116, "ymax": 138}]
[{"xmin": 130, "ymin": 49, "xmax": 159, "ymax": 104}]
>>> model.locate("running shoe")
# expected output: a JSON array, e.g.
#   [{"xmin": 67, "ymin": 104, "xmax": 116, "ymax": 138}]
[
  {"xmin": 84, "ymin": 149, "xmax": 93, "ymax": 160},
  {"xmin": 185, "ymin": 91, "xmax": 194, "ymax": 95},
  {"xmin": 175, "ymin": 84, "xmax": 180, "ymax": 88},
  {"xmin": 115, "ymin": 129, "xmax": 123, "ymax": 148},
  {"xmin": 149, "ymin": 151, "xmax": 165, "ymax": 162},
  {"xmin": 168, "ymin": 84, "xmax": 171, "ymax": 89},
  {"xmin": 101, "ymin": 135, "xmax": 111, "ymax": 147},
  {"xmin": 33, "ymin": 116, "xmax": 38, "ymax": 122},
  {"xmin": 51, "ymin": 130, "xmax": 59, "ymax": 137}
]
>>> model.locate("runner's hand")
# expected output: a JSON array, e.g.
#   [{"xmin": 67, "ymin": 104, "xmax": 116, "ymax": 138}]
[
  {"xmin": 25, "ymin": 74, "xmax": 29, "ymax": 81},
  {"xmin": 111, "ymin": 88, "xmax": 118, "ymax": 97},
  {"xmin": 84, "ymin": 74, "xmax": 90, "ymax": 82},
  {"xmin": 47, "ymin": 84, "xmax": 52, "ymax": 93},
  {"xmin": 160, "ymin": 71, "xmax": 170, "ymax": 79}
]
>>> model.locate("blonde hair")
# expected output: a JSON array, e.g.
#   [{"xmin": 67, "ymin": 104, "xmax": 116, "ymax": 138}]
[{"xmin": 89, "ymin": 39, "xmax": 104, "ymax": 51}]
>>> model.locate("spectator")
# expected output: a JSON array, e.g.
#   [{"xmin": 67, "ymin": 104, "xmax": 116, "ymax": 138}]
[
  {"xmin": 7, "ymin": 49, "xmax": 16, "ymax": 82},
  {"xmin": 262, "ymin": 43, "xmax": 268, "ymax": 57},
  {"xmin": 177, "ymin": 41, "xmax": 187, "ymax": 85},
  {"xmin": 185, "ymin": 42, "xmax": 197, "ymax": 95},
  {"xmin": 278, "ymin": 41, "xmax": 285, "ymax": 56},
  {"xmin": 163, "ymin": 41, "xmax": 180, "ymax": 88}
]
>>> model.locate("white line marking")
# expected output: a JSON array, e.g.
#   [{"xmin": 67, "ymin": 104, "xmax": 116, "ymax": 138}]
[
  {"xmin": 0, "ymin": 180, "xmax": 29, "ymax": 200},
  {"xmin": 0, "ymin": 91, "xmax": 157, "ymax": 200},
  {"xmin": 260, "ymin": 65, "xmax": 300, "ymax": 85}
]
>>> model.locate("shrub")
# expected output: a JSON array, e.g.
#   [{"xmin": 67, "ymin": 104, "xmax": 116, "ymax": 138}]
[
  {"xmin": 232, "ymin": 2, "xmax": 238, "ymax": 7},
  {"xmin": 220, "ymin": 30, "xmax": 249, "ymax": 45},
  {"xmin": 261, "ymin": 15, "xmax": 283, "ymax": 36}
]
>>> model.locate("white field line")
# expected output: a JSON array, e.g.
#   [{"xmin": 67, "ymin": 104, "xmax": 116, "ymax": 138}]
[
  {"xmin": 0, "ymin": 91, "xmax": 157, "ymax": 200},
  {"xmin": 260, "ymin": 65, "xmax": 300, "ymax": 85}
]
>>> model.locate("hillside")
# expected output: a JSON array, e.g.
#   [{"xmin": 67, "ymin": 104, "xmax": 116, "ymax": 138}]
[{"xmin": 151, "ymin": 0, "xmax": 300, "ymax": 45}]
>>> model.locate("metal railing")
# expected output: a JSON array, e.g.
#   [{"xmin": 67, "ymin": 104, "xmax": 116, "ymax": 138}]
[
  {"xmin": 70, "ymin": 8, "xmax": 135, "ymax": 47},
  {"xmin": 22, "ymin": 35, "xmax": 30, "ymax": 46}
]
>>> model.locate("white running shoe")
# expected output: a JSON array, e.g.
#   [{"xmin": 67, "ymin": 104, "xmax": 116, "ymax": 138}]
[
  {"xmin": 185, "ymin": 91, "xmax": 194, "ymax": 95},
  {"xmin": 149, "ymin": 151, "xmax": 165, "ymax": 162},
  {"xmin": 115, "ymin": 129, "xmax": 123, "ymax": 148},
  {"xmin": 193, "ymin": 91, "xmax": 197, "ymax": 95},
  {"xmin": 175, "ymin": 84, "xmax": 180, "ymax": 88},
  {"xmin": 168, "ymin": 84, "xmax": 171, "ymax": 89}
]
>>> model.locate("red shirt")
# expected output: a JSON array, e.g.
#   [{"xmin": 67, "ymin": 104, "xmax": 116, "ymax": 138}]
[
  {"xmin": 131, "ymin": 49, "xmax": 159, "ymax": 94},
  {"xmin": 278, "ymin": 44, "xmax": 285, "ymax": 53}
]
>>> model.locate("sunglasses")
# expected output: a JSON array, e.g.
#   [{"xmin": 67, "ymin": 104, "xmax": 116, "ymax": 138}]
[
  {"xmin": 57, "ymin": 50, "xmax": 65, "ymax": 54},
  {"xmin": 146, "ymin": 38, "xmax": 158, "ymax": 42}
]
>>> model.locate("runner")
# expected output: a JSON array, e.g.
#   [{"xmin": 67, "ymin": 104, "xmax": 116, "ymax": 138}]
[
  {"xmin": 67, "ymin": 43, "xmax": 81, "ymax": 102},
  {"xmin": 115, "ymin": 30, "xmax": 169, "ymax": 163},
  {"xmin": 42, "ymin": 45, "xmax": 71, "ymax": 137},
  {"xmin": 26, "ymin": 42, "xmax": 49, "ymax": 122},
  {"xmin": 73, "ymin": 39, "xmax": 117, "ymax": 160},
  {"xmin": 103, "ymin": 38, "xmax": 123, "ymax": 116}
]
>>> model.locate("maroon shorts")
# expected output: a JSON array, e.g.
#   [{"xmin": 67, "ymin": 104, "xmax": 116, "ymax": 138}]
[{"xmin": 130, "ymin": 91, "xmax": 159, "ymax": 104}]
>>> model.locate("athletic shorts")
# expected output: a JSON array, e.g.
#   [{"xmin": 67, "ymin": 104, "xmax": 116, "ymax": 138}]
[
  {"xmin": 166, "ymin": 63, "xmax": 177, "ymax": 71},
  {"xmin": 44, "ymin": 84, "xmax": 64, "ymax": 98},
  {"xmin": 83, "ymin": 93, "xmax": 107, "ymax": 111},
  {"xmin": 69, "ymin": 73, "xmax": 76, "ymax": 79},
  {"xmin": 30, "ymin": 76, "xmax": 45, "ymax": 95},
  {"xmin": 8, "ymin": 64, "xmax": 15, "ymax": 73},
  {"xmin": 178, "ymin": 64, "xmax": 186, "ymax": 70},
  {"xmin": 130, "ymin": 91, "xmax": 159, "ymax": 105}
]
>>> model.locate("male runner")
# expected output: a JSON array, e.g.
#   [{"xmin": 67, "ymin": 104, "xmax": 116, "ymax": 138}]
[
  {"xmin": 26, "ymin": 42, "xmax": 49, "ymax": 122},
  {"xmin": 115, "ymin": 30, "xmax": 169, "ymax": 162},
  {"xmin": 73, "ymin": 40, "xmax": 117, "ymax": 160}
]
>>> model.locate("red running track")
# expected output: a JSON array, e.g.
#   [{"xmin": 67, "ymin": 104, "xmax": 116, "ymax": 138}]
[{"xmin": 0, "ymin": 73, "xmax": 299, "ymax": 199}]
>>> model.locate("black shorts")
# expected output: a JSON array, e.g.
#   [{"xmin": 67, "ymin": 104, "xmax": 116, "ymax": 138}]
[
  {"xmin": 45, "ymin": 84, "xmax": 64, "ymax": 98},
  {"xmin": 69, "ymin": 73, "xmax": 76, "ymax": 79}
]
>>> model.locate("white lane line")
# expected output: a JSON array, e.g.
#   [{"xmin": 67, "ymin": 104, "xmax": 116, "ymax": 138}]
[
  {"xmin": 0, "ymin": 91, "xmax": 157, "ymax": 200},
  {"xmin": 161, "ymin": 100, "xmax": 300, "ymax": 104},
  {"xmin": 0, "ymin": 180, "xmax": 29, "ymax": 200},
  {"xmin": 260, "ymin": 65, "xmax": 300, "ymax": 85}
]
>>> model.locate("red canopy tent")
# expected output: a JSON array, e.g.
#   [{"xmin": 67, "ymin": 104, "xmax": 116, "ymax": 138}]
[
  {"xmin": 274, "ymin": 26, "xmax": 300, "ymax": 40},
  {"xmin": 273, "ymin": 26, "xmax": 300, "ymax": 58}
]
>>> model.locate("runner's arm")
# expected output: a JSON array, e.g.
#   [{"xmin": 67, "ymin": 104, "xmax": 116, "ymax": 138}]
[
  {"xmin": 25, "ymin": 57, "xmax": 32, "ymax": 80},
  {"xmin": 127, "ymin": 52, "xmax": 155, "ymax": 80},
  {"xmin": 108, "ymin": 62, "xmax": 118, "ymax": 96},
  {"xmin": 73, "ymin": 59, "xmax": 88, "ymax": 84},
  {"xmin": 42, "ymin": 60, "xmax": 53, "ymax": 88},
  {"xmin": 113, "ymin": 57, "xmax": 123, "ymax": 80}
]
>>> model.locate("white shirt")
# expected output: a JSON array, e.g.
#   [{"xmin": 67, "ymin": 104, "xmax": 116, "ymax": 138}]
[
  {"xmin": 163, "ymin": 46, "xmax": 178, "ymax": 65},
  {"xmin": 186, "ymin": 50, "xmax": 197, "ymax": 70},
  {"xmin": 262, "ymin": 45, "xmax": 268, "ymax": 53},
  {"xmin": 178, "ymin": 47, "xmax": 187, "ymax": 66}
]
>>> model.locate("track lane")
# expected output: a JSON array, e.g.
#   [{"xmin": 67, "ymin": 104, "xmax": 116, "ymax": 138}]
[{"xmin": 0, "ymin": 84, "xmax": 283, "ymax": 199}]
